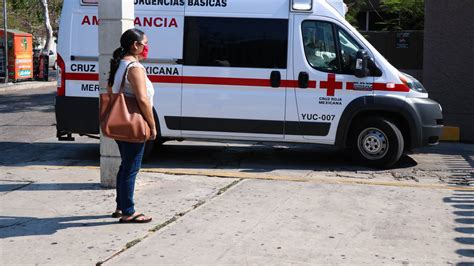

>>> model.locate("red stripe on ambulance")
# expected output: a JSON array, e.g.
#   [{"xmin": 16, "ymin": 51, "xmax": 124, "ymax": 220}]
[
  {"xmin": 65, "ymin": 73, "xmax": 98, "ymax": 81},
  {"xmin": 63, "ymin": 73, "xmax": 409, "ymax": 93},
  {"xmin": 373, "ymin": 82, "xmax": 410, "ymax": 92}
]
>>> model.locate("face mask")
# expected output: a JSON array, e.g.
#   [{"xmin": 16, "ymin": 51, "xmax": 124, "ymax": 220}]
[{"xmin": 140, "ymin": 44, "xmax": 149, "ymax": 60}]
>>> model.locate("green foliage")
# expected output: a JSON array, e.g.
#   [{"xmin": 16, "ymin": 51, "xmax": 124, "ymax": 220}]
[
  {"xmin": 379, "ymin": 0, "xmax": 424, "ymax": 30},
  {"xmin": 0, "ymin": 0, "xmax": 63, "ymax": 48},
  {"xmin": 346, "ymin": 1, "xmax": 367, "ymax": 29}
]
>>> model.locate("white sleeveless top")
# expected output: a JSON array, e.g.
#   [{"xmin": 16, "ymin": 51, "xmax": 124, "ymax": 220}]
[{"xmin": 112, "ymin": 60, "xmax": 154, "ymax": 106}]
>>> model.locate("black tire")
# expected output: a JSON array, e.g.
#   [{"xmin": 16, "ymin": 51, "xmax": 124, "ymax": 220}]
[{"xmin": 350, "ymin": 116, "xmax": 404, "ymax": 168}]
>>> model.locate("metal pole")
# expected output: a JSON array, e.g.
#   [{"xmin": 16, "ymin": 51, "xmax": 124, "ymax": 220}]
[
  {"xmin": 3, "ymin": 0, "xmax": 8, "ymax": 83},
  {"xmin": 366, "ymin": 11, "xmax": 370, "ymax": 31}
]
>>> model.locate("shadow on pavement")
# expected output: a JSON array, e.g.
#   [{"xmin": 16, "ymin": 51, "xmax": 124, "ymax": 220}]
[
  {"xmin": 0, "ymin": 91, "xmax": 56, "ymax": 114},
  {"xmin": 0, "ymin": 140, "xmax": 419, "ymax": 171},
  {"xmin": 143, "ymin": 142, "xmax": 418, "ymax": 172},
  {"xmin": 0, "ymin": 215, "xmax": 114, "ymax": 239},
  {"xmin": 0, "ymin": 142, "xmax": 100, "ymax": 167},
  {"xmin": 0, "ymin": 182, "xmax": 101, "ymax": 192},
  {"xmin": 441, "ymin": 151, "xmax": 474, "ymax": 263}
]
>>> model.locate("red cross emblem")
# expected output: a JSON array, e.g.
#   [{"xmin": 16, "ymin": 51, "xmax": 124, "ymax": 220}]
[{"xmin": 320, "ymin": 74, "xmax": 343, "ymax": 96}]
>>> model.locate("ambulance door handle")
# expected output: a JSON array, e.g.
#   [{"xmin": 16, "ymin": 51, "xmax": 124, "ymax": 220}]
[
  {"xmin": 270, "ymin": 71, "xmax": 281, "ymax": 88},
  {"xmin": 298, "ymin": 72, "xmax": 309, "ymax": 89}
]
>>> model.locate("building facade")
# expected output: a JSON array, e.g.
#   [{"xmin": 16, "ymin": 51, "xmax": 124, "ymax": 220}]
[{"xmin": 424, "ymin": 0, "xmax": 474, "ymax": 142}]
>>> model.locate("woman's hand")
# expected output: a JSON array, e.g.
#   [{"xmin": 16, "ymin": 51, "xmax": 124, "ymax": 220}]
[{"xmin": 150, "ymin": 127, "xmax": 157, "ymax": 140}]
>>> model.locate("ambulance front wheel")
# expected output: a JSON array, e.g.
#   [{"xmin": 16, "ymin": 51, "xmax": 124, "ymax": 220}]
[{"xmin": 350, "ymin": 116, "xmax": 404, "ymax": 168}]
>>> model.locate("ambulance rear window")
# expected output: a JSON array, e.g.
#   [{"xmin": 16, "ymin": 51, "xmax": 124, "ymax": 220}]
[{"xmin": 184, "ymin": 17, "xmax": 288, "ymax": 69}]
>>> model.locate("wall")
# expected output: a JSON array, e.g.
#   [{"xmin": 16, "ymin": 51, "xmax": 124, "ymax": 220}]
[
  {"xmin": 424, "ymin": 0, "xmax": 474, "ymax": 142},
  {"xmin": 363, "ymin": 30, "xmax": 424, "ymax": 81}
]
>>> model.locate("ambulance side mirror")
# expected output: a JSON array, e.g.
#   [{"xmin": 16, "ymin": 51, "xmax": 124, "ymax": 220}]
[
  {"xmin": 368, "ymin": 58, "xmax": 383, "ymax": 77},
  {"xmin": 354, "ymin": 49, "xmax": 370, "ymax": 78}
]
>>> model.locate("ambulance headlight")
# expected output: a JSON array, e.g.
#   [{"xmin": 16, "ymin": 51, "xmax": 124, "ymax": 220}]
[
  {"xmin": 400, "ymin": 72, "xmax": 427, "ymax": 93},
  {"xmin": 411, "ymin": 78, "xmax": 427, "ymax": 93}
]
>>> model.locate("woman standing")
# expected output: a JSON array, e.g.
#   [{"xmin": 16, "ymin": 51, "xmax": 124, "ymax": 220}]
[{"xmin": 108, "ymin": 29, "xmax": 157, "ymax": 223}]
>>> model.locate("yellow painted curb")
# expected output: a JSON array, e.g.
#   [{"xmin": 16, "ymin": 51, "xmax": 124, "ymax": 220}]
[
  {"xmin": 441, "ymin": 126, "xmax": 460, "ymax": 142},
  {"xmin": 141, "ymin": 168, "xmax": 473, "ymax": 191},
  {"xmin": 14, "ymin": 165, "xmax": 473, "ymax": 191}
]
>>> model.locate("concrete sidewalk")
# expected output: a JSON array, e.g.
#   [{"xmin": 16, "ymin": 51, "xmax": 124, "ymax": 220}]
[
  {"xmin": 1, "ymin": 161, "xmax": 472, "ymax": 264},
  {"xmin": 0, "ymin": 166, "xmax": 238, "ymax": 264},
  {"xmin": 0, "ymin": 138, "xmax": 473, "ymax": 264},
  {"xmin": 109, "ymin": 179, "xmax": 462, "ymax": 265}
]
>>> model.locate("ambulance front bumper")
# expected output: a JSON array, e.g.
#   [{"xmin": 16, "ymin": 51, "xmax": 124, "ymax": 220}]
[
  {"xmin": 409, "ymin": 98, "xmax": 444, "ymax": 147},
  {"xmin": 55, "ymin": 96, "xmax": 99, "ymax": 139}
]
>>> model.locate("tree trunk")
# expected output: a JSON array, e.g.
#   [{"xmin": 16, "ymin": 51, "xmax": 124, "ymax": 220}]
[{"xmin": 39, "ymin": 0, "xmax": 53, "ymax": 52}]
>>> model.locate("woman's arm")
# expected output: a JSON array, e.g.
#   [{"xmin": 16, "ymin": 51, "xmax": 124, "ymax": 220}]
[{"xmin": 127, "ymin": 66, "xmax": 157, "ymax": 139}]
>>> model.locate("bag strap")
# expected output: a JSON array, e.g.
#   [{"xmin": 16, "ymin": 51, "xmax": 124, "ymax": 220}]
[
  {"xmin": 106, "ymin": 85, "xmax": 113, "ymax": 94},
  {"xmin": 119, "ymin": 62, "xmax": 137, "ymax": 94},
  {"xmin": 101, "ymin": 62, "xmax": 137, "ymax": 122}
]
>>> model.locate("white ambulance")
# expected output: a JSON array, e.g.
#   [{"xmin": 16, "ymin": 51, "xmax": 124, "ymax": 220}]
[{"xmin": 55, "ymin": 0, "xmax": 443, "ymax": 167}]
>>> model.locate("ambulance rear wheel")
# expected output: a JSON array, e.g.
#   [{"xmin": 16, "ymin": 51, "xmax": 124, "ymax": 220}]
[{"xmin": 350, "ymin": 116, "xmax": 404, "ymax": 168}]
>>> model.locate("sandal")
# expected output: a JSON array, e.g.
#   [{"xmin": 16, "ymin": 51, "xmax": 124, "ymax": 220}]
[
  {"xmin": 111, "ymin": 210, "xmax": 122, "ymax": 218},
  {"xmin": 119, "ymin": 213, "xmax": 152, "ymax": 224}
]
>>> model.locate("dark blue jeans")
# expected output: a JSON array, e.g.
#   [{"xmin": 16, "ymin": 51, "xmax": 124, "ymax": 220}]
[{"xmin": 115, "ymin": 140, "xmax": 145, "ymax": 216}]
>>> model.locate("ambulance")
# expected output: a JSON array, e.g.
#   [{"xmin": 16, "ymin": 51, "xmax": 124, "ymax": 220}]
[{"xmin": 55, "ymin": 0, "xmax": 443, "ymax": 167}]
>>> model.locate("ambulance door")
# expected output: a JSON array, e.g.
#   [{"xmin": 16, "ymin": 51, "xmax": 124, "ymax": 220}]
[
  {"xmin": 134, "ymin": 4, "xmax": 185, "ymax": 137},
  {"xmin": 178, "ymin": 16, "xmax": 288, "ymax": 140},
  {"xmin": 291, "ymin": 15, "xmax": 374, "ymax": 144},
  {"xmin": 65, "ymin": 6, "xmax": 100, "ymax": 98}
]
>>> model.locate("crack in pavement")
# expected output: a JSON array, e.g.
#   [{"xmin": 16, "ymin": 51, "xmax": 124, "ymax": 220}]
[
  {"xmin": 95, "ymin": 178, "xmax": 244, "ymax": 266},
  {"xmin": 0, "ymin": 180, "xmax": 34, "ymax": 196}
]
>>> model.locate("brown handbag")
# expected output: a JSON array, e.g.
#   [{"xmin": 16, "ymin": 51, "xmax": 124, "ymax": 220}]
[{"xmin": 99, "ymin": 62, "xmax": 151, "ymax": 143}]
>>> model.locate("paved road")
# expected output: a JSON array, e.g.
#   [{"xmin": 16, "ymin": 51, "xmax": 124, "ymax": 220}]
[
  {"xmin": 0, "ymin": 86, "xmax": 56, "ymax": 145},
  {"xmin": 0, "ymin": 86, "xmax": 471, "ymax": 186},
  {"xmin": 1, "ymin": 86, "xmax": 474, "ymax": 264}
]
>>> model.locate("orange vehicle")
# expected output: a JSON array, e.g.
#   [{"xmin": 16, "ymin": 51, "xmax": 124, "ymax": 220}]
[{"xmin": 0, "ymin": 29, "xmax": 33, "ymax": 82}]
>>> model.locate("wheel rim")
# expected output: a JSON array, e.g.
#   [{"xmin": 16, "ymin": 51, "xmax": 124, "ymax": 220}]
[{"xmin": 357, "ymin": 127, "xmax": 389, "ymax": 160}]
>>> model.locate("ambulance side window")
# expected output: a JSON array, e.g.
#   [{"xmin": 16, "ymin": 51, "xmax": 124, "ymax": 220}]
[
  {"xmin": 184, "ymin": 17, "xmax": 288, "ymax": 69},
  {"xmin": 337, "ymin": 27, "xmax": 363, "ymax": 75},
  {"xmin": 302, "ymin": 21, "xmax": 339, "ymax": 73}
]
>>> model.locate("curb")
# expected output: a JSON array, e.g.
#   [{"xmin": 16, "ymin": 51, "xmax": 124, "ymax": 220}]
[
  {"xmin": 440, "ymin": 126, "xmax": 460, "ymax": 142},
  {"xmin": 0, "ymin": 81, "xmax": 57, "ymax": 93},
  {"xmin": 16, "ymin": 165, "xmax": 471, "ymax": 191}
]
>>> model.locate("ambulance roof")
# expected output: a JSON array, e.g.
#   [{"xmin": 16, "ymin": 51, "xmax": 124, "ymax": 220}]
[
  {"xmin": 70, "ymin": 0, "xmax": 344, "ymax": 20},
  {"xmin": 183, "ymin": 0, "xmax": 291, "ymax": 19}
]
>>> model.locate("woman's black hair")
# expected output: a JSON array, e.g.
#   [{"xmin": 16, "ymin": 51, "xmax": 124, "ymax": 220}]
[{"xmin": 108, "ymin": 28, "xmax": 145, "ymax": 87}]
